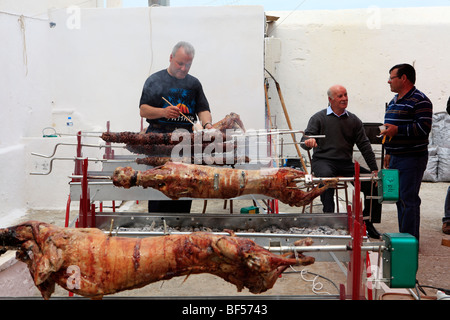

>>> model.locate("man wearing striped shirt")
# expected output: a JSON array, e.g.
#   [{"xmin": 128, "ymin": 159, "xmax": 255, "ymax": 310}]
[{"xmin": 381, "ymin": 63, "xmax": 433, "ymax": 242}]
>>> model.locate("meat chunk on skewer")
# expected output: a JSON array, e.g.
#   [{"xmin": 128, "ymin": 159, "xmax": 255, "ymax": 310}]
[
  {"xmin": 112, "ymin": 162, "xmax": 336, "ymax": 207},
  {"xmin": 125, "ymin": 140, "xmax": 236, "ymax": 156},
  {"xmin": 135, "ymin": 155, "xmax": 250, "ymax": 166},
  {"xmin": 101, "ymin": 130, "xmax": 230, "ymax": 146},
  {"xmin": 101, "ymin": 113, "xmax": 245, "ymax": 146},
  {"xmin": 0, "ymin": 221, "xmax": 315, "ymax": 299}
]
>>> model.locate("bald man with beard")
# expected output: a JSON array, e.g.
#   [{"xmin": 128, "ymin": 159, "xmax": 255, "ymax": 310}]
[{"xmin": 301, "ymin": 85, "xmax": 382, "ymax": 238}]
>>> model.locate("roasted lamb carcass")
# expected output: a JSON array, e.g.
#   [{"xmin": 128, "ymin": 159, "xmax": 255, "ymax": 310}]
[
  {"xmin": 0, "ymin": 221, "xmax": 315, "ymax": 299},
  {"xmin": 112, "ymin": 162, "xmax": 336, "ymax": 207}
]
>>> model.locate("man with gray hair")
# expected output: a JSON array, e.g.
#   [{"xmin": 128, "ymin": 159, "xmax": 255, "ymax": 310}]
[
  {"xmin": 139, "ymin": 41, "xmax": 213, "ymax": 213},
  {"xmin": 301, "ymin": 85, "xmax": 382, "ymax": 238},
  {"xmin": 140, "ymin": 41, "xmax": 212, "ymax": 132}
]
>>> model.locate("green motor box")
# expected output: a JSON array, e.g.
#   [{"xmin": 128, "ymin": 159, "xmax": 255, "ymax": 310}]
[
  {"xmin": 240, "ymin": 206, "xmax": 259, "ymax": 214},
  {"xmin": 377, "ymin": 169, "xmax": 399, "ymax": 203},
  {"xmin": 382, "ymin": 233, "xmax": 418, "ymax": 288}
]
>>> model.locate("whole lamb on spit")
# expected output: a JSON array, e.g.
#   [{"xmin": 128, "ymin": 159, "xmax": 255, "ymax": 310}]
[
  {"xmin": 112, "ymin": 162, "xmax": 337, "ymax": 207},
  {"xmin": 0, "ymin": 221, "xmax": 315, "ymax": 299}
]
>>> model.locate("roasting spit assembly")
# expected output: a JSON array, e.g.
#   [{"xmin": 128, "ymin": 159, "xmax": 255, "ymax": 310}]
[{"xmin": 23, "ymin": 121, "xmax": 417, "ymax": 300}]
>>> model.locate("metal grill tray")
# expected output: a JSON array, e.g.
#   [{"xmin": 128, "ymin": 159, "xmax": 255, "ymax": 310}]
[{"xmin": 95, "ymin": 212, "xmax": 352, "ymax": 262}]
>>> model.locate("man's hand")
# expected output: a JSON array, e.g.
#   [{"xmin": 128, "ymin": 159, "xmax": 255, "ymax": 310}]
[
  {"xmin": 304, "ymin": 138, "xmax": 318, "ymax": 148},
  {"xmin": 381, "ymin": 123, "xmax": 398, "ymax": 138},
  {"xmin": 203, "ymin": 122, "xmax": 213, "ymax": 129},
  {"xmin": 371, "ymin": 170, "xmax": 379, "ymax": 186},
  {"xmin": 383, "ymin": 154, "xmax": 391, "ymax": 169},
  {"xmin": 164, "ymin": 105, "xmax": 181, "ymax": 119}
]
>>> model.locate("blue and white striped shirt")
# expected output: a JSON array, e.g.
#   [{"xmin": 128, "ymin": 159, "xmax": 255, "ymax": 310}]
[{"xmin": 384, "ymin": 87, "xmax": 433, "ymax": 156}]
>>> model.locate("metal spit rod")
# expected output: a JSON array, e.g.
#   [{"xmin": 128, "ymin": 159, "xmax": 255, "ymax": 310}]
[
  {"xmin": 31, "ymin": 143, "xmax": 125, "ymax": 158},
  {"xmin": 41, "ymin": 127, "xmax": 102, "ymax": 138},
  {"xmin": 293, "ymin": 174, "xmax": 378, "ymax": 183},
  {"xmin": 231, "ymin": 129, "xmax": 325, "ymax": 139},
  {"xmin": 103, "ymin": 229, "xmax": 385, "ymax": 253},
  {"xmin": 67, "ymin": 172, "xmax": 378, "ymax": 184},
  {"xmin": 30, "ymin": 157, "xmax": 131, "ymax": 175},
  {"xmin": 265, "ymin": 244, "xmax": 386, "ymax": 253}
]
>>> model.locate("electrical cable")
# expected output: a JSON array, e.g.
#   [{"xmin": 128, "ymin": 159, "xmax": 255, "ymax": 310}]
[
  {"xmin": 285, "ymin": 266, "xmax": 339, "ymax": 295},
  {"xmin": 416, "ymin": 279, "xmax": 450, "ymax": 296},
  {"xmin": 266, "ymin": 0, "xmax": 308, "ymax": 37}
]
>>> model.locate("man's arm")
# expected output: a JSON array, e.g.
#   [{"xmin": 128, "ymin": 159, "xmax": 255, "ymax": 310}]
[
  {"xmin": 301, "ymin": 112, "xmax": 321, "ymax": 150},
  {"xmin": 398, "ymin": 99, "xmax": 433, "ymax": 137},
  {"xmin": 355, "ymin": 120, "xmax": 379, "ymax": 172},
  {"xmin": 140, "ymin": 104, "xmax": 180, "ymax": 120},
  {"xmin": 197, "ymin": 110, "xmax": 213, "ymax": 129}
]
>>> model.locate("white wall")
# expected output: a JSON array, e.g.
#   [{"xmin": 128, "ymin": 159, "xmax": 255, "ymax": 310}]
[
  {"xmin": 0, "ymin": 5, "xmax": 265, "ymax": 222},
  {"xmin": 0, "ymin": 12, "xmax": 52, "ymax": 224},
  {"xmin": 0, "ymin": 0, "xmax": 100, "ymax": 19},
  {"xmin": 48, "ymin": 6, "xmax": 265, "ymax": 134},
  {"xmin": 266, "ymin": 7, "xmax": 450, "ymax": 157},
  {"xmin": 2, "ymin": 4, "xmax": 450, "ymax": 222}
]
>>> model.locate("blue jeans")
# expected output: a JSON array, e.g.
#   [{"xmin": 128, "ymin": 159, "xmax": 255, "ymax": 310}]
[{"xmin": 389, "ymin": 153, "xmax": 428, "ymax": 241}]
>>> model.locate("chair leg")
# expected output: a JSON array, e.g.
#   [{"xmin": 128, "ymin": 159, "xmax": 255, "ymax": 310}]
[
  {"xmin": 335, "ymin": 182, "xmax": 350, "ymax": 213},
  {"xmin": 344, "ymin": 183, "xmax": 349, "ymax": 211},
  {"xmin": 335, "ymin": 187, "xmax": 340, "ymax": 213},
  {"xmin": 302, "ymin": 185, "xmax": 315, "ymax": 213},
  {"xmin": 202, "ymin": 200, "xmax": 207, "ymax": 213}
]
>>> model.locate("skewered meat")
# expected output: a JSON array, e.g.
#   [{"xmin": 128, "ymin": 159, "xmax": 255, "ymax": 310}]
[
  {"xmin": 136, "ymin": 155, "xmax": 250, "ymax": 166},
  {"xmin": 112, "ymin": 162, "xmax": 337, "ymax": 207},
  {"xmin": 101, "ymin": 113, "xmax": 244, "ymax": 146},
  {"xmin": 0, "ymin": 221, "xmax": 315, "ymax": 299},
  {"xmin": 101, "ymin": 130, "xmax": 235, "ymax": 147},
  {"xmin": 126, "ymin": 140, "xmax": 236, "ymax": 156},
  {"xmin": 101, "ymin": 130, "xmax": 230, "ymax": 146}
]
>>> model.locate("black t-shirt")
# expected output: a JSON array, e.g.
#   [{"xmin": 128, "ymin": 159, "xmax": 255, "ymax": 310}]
[{"xmin": 139, "ymin": 69, "xmax": 210, "ymax": 132}]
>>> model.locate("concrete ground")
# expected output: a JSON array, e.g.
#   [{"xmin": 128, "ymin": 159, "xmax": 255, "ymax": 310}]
[{"xmin": 0, "ymin": 181, "xmax": 449, "ymax": 300}]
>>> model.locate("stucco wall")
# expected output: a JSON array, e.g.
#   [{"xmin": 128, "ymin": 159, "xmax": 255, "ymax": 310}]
[
  {"xmin": 1, "ymin": 5, "xmax": 449, "ymax": 221},
  {"xmin": 265, "ymin": 7, "xmax": 450, "ymax": 157},
  {"xmin": 0, "ymin": 5, "xmax": 265, "ymax": 222}
]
